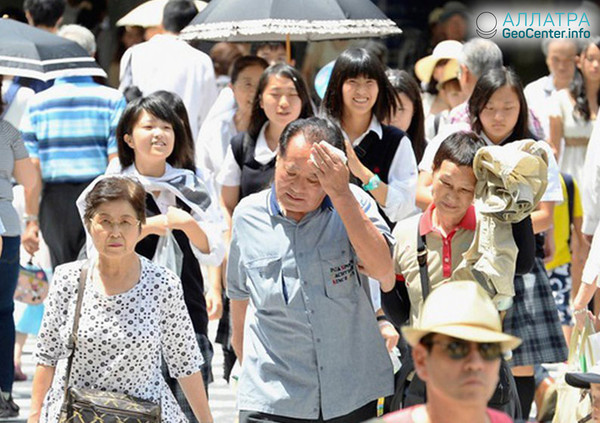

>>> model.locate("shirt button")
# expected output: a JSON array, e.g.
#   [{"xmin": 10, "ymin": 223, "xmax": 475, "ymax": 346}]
[
  {"xmin": 319, "ymin": 366, "xmax": 324, "ymax": 370},
  {"xmin": 316, "ymin": 338, "xmax": 321, "ymax": 343},
  {"xmin": 303, "ymin": 280, "xmax": 307, "ymax": 285},
  {"xmin": 298, "ymin": 252, "xmax": 304, "ymax": 258},
  {"xmin": 444, "ymin": 257, "xmax": 450, "ymax": 263}
]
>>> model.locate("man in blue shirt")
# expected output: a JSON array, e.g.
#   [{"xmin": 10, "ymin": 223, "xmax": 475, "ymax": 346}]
[
  {"xmin": 20, "ymin": 26, "xmax": 126, "ymax": 268},
  {"xmin": 228, "ymin": 117, "xmax": 395, "ymax": 422}
]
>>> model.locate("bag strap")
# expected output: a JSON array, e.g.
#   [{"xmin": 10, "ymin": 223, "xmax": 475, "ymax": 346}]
[
  {"xmin": 353, "ymin": 131, "xmax": 378, "ymax": 160},
  {"xmin": 62, "ymin": 260, "xmax": 91, "ymax": 401},
  {"xmin": 562, "ymin": 172, "xmax": 575, "ymax": 227},
  {"xmin": 0, "ymin": 80, "xmax": 20, "ymax": 120},
  {"xmin": 417, "ymin": 215, "xmax": 430, "ymax": 300}
]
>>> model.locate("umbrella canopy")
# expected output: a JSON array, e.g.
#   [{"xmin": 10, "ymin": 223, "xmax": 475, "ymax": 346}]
[
  {"xmin": 179, "ymin": 0, "xmax": 401, "ymax": 42},
  {"xmin": 0, "ymin": 18, "xmax": 107, "ymax": 81},
  {"xmin": 117, "ymin": 0, "xmax": 208, "ymax": 28}
]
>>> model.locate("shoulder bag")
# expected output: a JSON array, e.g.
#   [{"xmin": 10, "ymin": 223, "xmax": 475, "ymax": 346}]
[{"xmin": 58, "ymin": 261, "xmax": 161, "ymax": 423}]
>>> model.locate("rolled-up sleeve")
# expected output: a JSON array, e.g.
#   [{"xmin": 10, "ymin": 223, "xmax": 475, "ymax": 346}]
[
  {"xmin": 160, "ymin": 270, "xmax": 204, "ymax": 378},
  {"xmin": 35, "ymin": 265, "xmax": 70, "ymax": 367},
  {"xmin": 381, "ymin": 136, "xmax": 418, "ymax": 222}
]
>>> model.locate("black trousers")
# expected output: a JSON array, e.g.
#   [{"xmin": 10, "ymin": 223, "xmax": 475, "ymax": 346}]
[
  {"xmin": 39, "ymin": 180, "xmax": 91, "ymax": 268},
  {"xmin": 239, "ymin": 400, "xmax": 378, "ymax": 423}
]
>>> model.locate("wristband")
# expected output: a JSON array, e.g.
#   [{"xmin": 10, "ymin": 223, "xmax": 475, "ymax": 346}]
[
  {"xmin": 573, "ymin": 308, "xmax": 588, "ymax": 316},
  {"xmin": 23, "ymin": 214, "xmax": 38, "ymax": 223},
  {"xmin": 376, "ymin": 315, "xmax": 390, "ymax": 322},
  {"xmin": 362, "ymin": 174, "xmax": 381, "ymax": 192}
]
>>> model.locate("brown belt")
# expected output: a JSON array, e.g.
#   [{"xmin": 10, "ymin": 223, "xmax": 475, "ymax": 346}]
[{"xmin": 564, "ymin": 137, "xmax": 589, "ymax": 147}]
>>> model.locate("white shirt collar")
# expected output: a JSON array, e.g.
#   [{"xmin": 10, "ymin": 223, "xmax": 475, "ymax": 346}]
[
  {"xmin": 340, "ymin": 115, "xmax": 383, "ymax": 146},
  {"xmin": 254, "ymin": 122, "xmax": 278, "ymax": 165},
  {"xmin": 479, "ymin": 130, "xmax": 511, "ymax": 146}
]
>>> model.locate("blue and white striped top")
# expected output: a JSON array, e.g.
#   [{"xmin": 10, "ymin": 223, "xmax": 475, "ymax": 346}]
[{"xmin": 20, "ymin": 76, "xmax": 126, "ymax": 183}]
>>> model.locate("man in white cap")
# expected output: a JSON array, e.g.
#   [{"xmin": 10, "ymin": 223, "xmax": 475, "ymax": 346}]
[{"xmin": 368, "ymin": 281, "xmax": 521, "ymax": 423}]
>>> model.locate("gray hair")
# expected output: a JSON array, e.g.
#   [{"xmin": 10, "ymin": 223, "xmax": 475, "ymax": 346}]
[
  {"xmin": 57, "ymin": 24, "xmax": 96, "ymax": 56},
  {"xmin": 541, "ymin": 38, "xmax": 581, "ymax": 57},
  {"xmin": 459, "ymin": 39, "xmax": 503, "ymax": 79}
]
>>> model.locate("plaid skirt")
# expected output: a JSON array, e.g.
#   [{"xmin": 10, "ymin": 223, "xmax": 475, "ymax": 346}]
[{"xmin": 503, "ymin": 258, "xmax": 568, "ymax": 367}]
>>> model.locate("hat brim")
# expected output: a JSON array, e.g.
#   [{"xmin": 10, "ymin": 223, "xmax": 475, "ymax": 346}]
[
  {"xmin": 566, "ymin": 372, "xmax": 600, "ymax": 389},
  {"xmin": 414, "ymin": 55, "xmax": 440, "ymax": 83},
  {"xmin": 402, "ymin": 324, "xmax": 522, "ymax": 352}
]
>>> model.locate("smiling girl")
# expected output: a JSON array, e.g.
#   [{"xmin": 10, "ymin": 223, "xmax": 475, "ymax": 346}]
[{"xmin": 322, "ymin": 48, "xmax": 418, "ymax": 224}]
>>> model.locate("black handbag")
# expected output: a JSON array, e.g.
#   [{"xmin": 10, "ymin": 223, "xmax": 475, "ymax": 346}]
[{"xmin": 58, "ymin": 261, "xmax": 161, "ymax": 423}]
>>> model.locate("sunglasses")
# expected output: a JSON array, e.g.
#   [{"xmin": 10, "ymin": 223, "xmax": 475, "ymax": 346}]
[{"xmin": 424, "ymin": 338, "xmax": 503, "ymax": 361}]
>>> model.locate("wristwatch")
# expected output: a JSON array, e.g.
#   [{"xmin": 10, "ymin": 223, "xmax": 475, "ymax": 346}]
[{"xmin": 362, "ymin": 174, "xmax": 381, "ymax": 192}]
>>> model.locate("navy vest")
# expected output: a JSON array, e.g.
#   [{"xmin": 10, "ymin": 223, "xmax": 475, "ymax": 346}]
[{"xmin": 231, "ymin": 132, "xmax": 276, "ymax": 200}]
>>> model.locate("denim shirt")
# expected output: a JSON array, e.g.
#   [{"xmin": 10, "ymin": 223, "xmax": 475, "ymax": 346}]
[{"xmin": 227, "ymin": 185, "xmax": 394, "ymax": 420}]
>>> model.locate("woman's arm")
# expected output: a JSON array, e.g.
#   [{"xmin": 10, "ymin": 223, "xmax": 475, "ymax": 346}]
[
  {"xmin": 28, "ymin": 365, "xmax": 55, "ymax": 423},
  {"xmin": 531, "ymin": 201, "xmax": 555, "ymax": 234},
  {"xmin": 221, "ymin": 185, "xmax": 240, "ymax": 222},
  {"xmin": 178, "ymin": 372, "xmax": 213, "ymax": 423},
  {"xmin": 416, "ymin": 171, "xmax": 433, "ymax": 211},
  {"xmin": 548, "ymin": 115, "xmax": 563, "ymax": 159}
]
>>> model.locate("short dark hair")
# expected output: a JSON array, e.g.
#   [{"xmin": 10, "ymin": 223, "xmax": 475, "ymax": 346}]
[
  {"xmin": 322, "ymin": 47, "xmax": 398, "ymax": 123},
  {"xmin": 210, "ymin": 42, "xmax": 243, "ymax": 77},
  {"xmin": 83, "ymin": 177, "xmax": 147, "ymax": 225},
  {"xmin": 24, "ymin": 0, "xmax": 65, "ymax": 27},
  {"xmin": 230, "ymin": 55, "xmax": 269, "ymax": 84},
  {"xmin": 162, "ymin": 0, "xmax": 197, "ymax": 33},
  {"xmin": 469, "ymin": 67, "xmax": 529, "ymax": 140},
  {"xmin": 247, "ymin": 63, "xmax": 314, "ymax": 140},
  {"xmin": 432, "ymin": 131, "xmax": 486, "ymax": 171},
  {"xmin": 279, "ymin": 117, "xmax": 345, "ymax": 158},
  {"xmin": 386, "ymin": 69, "xmax": 427, "ymax": 163},
  {"xmin": 250, "ymin": 42, "xmax": 294, "ymax": 58},
  {"xmin": 116, "ymin": 95, "xmax": 192, "ymax": 171}
]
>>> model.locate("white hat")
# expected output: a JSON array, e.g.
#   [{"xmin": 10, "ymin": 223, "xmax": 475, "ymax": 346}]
[{"xmin": 414, "ymin": 40, "xmax": 463, "ymax": 83}]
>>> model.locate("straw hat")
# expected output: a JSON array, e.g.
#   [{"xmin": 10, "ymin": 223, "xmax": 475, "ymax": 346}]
[
  {"xmin": 402, "ymin": 281, "xmax": 522, "ymax": 352},
  {"xmin": 414, "ymin": 40, "xmax": 463, "ymax": 83}
]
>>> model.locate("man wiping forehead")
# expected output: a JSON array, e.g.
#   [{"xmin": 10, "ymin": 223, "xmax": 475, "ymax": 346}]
[{"xmin": 227, "ymin": 117, "xmax": 395, "ymax": 423}]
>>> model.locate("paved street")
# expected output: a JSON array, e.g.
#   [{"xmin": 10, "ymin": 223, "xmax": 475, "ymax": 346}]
[{"xmin": 3, "ymin": 321, "xmax": 238, "ymax": 423}]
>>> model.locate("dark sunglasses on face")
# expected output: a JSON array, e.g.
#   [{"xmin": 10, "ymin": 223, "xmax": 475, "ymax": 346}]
[{"xmin": 424, "ymin": 338, "xmax": 503, "ymax": 361}]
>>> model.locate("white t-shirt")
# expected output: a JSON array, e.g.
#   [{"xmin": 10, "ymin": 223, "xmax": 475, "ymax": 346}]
[{"xmin": 217, "ymin": 123, "xmax": 276, "ymax": 187}]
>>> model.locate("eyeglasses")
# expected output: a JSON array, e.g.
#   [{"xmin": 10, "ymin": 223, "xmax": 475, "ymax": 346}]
[
  {"xmin": 424, "ymin": 338, "xmax": 503, "ymax": 361},
  {"xmin": 92, "ymin": 216, "xmax": 140, "ymax": 233}
]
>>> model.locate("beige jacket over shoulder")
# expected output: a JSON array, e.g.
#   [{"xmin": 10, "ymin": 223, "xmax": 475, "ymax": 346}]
[{"xmin": 453, "ymin": 140, "xmax": 548, "ymax": 309}]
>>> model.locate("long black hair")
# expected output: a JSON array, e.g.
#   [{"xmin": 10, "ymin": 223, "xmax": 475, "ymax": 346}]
[
  {"xmin": 469, "ymin": 67, "xmax": 530, "ymax": 142},
  {"xmin": 386, "ymin": 69, "xmax": 427, "ymax": 163},
  {"xmin": 571, "ymin": 36, "xmax": 600, "ymax": 122},
  {"xmin": 322, "ymin": 47, "xmax": 398, "ymax": 124},
  {"xmin": 247, "ymin": 63, "xmax": 313, "ymax": 140}
]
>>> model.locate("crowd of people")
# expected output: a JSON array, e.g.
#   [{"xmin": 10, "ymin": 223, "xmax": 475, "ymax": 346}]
[{"xmin": 2, "ymin": 0, "xmax": 600, "ymax": 422}]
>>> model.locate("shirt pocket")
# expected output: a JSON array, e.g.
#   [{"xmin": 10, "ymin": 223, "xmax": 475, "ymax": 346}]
[
  {"xmin": 246, "ymin": 256, "xmax": 286, "ymax": 309},
  {"xmin": 318, "ymin": 245, "xmax": 358, "ymax": 299}
]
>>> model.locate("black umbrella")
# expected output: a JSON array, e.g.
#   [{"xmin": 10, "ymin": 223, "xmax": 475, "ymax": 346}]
[
  {"xmin": 180, "ymin": 0, "xmax": 401, "ymax": 43},
  {"xmin": 0, "ymin": 18, "xmax": 107, "ymax": 81}
]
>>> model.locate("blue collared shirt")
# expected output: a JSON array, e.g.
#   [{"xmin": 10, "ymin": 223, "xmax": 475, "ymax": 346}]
[
  {"xmin": 227, "ymin": 184, "xmax": 394, "ymax": 420},
  {"xmin": 20, "ymin": 76, "xmax": 126, "ymax": 183}
]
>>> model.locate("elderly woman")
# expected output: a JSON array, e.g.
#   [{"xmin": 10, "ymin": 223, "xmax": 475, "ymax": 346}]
[{"xmin": 28, "ymin": 177, "xmax": 213, "ymax": 423}]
